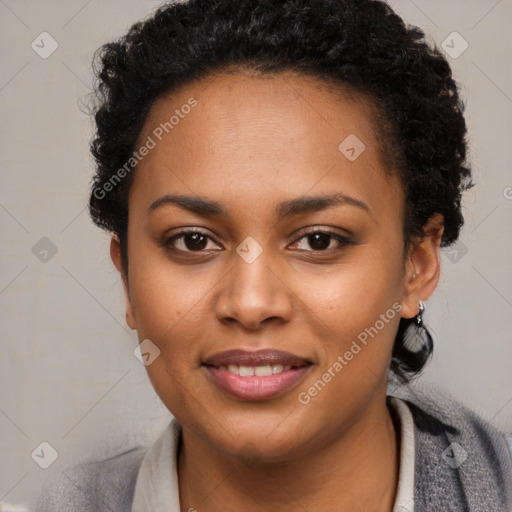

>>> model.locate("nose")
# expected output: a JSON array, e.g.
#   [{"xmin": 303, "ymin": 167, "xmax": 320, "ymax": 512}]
[{"xmin": 214, "ymin": 247, "xmax": 293, "ymax": 330}]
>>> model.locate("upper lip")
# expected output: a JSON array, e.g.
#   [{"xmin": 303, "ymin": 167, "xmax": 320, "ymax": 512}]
[{"xmin": 203, "ymin": 349, "xmax": 312, "ymax": 368}]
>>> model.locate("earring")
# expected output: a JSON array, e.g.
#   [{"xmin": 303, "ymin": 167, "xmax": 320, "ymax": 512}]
[
  {"xmin": 414, "ymin": 300, "xmax": 425, "ymax": 327},
  {"xmin": 412, "ymin": 299, "xmax": 433, "ymax": 355}
]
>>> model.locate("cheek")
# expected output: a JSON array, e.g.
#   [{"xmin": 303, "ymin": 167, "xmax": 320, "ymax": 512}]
[
  {"xmin": 300, "ymin": 252, "xmax": 403, "ymax": 333},
  {"xmin": 127, "ymin": 241, "xmax": 209, "ymax": 334},
  {"xmin": 127, "ymin": 253, "xmax": 213, "ymax": 412},
  {"xmin": 294, "ymin": 245, "xmax": 404, "ymax": 379}
]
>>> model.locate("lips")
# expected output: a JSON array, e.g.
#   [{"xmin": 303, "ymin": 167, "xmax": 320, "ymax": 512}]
[
  {"xmin": 204, "ymin": 349, "xmax": 311, "ymax": 368},
  {"xmin": 202, "ymin": 349, "xmax": 313, "ymax": 401}
]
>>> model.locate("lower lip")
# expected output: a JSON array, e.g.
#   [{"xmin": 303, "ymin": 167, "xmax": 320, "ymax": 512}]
[{"xmin": 204, "ymin": 365, "xmax": 311, "ymax": 401}]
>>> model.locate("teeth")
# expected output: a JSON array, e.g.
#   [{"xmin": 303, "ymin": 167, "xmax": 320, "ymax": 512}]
[
  {"xmin": 255, "ymin": 365, "xmax": 273, "ymax": 376},
  {"xmin": 227, "ymin": 364, "xmax": 239, "ymax": 375},
  {"xmin": 219, "ymin": 364, "xmax": 293, "ymax": 376},
  {"xmin": 239, "ymin": 365, "xmax": 255, "ymax": 377},
  {"xmin": 272, "ymin": 364, "xmax": 284, "ymax": 374}
]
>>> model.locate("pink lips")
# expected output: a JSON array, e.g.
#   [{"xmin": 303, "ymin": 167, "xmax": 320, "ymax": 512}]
[{"xmin": 202, "ymin": 349, "xmax": 312, "ymax": 401}]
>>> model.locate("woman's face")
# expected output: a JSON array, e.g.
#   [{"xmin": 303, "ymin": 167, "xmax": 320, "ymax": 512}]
[{"xmin": 113, "ymin": 71, "xmax": 438, "ymax": 461}]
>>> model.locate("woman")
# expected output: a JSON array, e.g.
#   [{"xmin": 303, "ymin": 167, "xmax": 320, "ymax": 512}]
[{"xmin": 37, "ymin": 0, "xmax": 512, "ymax": 510}]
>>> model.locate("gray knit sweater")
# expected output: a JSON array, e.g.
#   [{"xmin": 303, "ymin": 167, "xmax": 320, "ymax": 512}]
[{"xmin": 36, "ymin": 384, "xmax": 512, "ymax": 511}]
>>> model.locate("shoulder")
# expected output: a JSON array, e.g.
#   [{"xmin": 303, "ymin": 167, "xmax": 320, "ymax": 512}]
[
  {"xmin": 391, "ymin": 381, "xmax": 512, "ymax": 511},
  {"xmin": 35, "ymin": 446, "xmax": 147, "ymax": 512},
  {"xmin": 397, "ymin": 381, "xmax": 510, "ymax": 454}
]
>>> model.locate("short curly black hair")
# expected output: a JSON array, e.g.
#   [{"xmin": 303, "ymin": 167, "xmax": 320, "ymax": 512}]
[{"xmin": 88, "ymin": 0, "xmax": 473, "ymax": 384}]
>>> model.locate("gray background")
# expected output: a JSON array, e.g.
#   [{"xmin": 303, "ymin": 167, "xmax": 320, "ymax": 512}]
[{"xmin": 1, "ymin": 0, "xmax": 511, "ymax": 508}]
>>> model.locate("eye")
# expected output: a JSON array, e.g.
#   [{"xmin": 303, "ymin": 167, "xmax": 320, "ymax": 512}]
[
  {"xmin": 290, "ymin": 229, "xmax": 353, "ymax": 253},
  {"xmin": 163, "ymin": 229, "xmax": 222, "ymax": 253},
  {"xmin": 163, "ymin": 227, "xmax": 354, "ymax": 255}
]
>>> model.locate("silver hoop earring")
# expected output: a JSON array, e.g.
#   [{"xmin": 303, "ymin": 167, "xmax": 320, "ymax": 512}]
[{"xmin": 414, "ymin": 300, "xmax": 425, "ymax": 327}]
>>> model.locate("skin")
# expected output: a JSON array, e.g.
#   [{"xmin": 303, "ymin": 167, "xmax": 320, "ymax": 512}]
[{"xmin": 110, "ymin": 71, "xmax": 443, "ymax": 511}]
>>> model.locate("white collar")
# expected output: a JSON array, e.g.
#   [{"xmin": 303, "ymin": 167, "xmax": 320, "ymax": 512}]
[
  {"xmin": 132, "ymin": 397, "xmax": 415, "ymax": 511},
  {"xmin": 131, "ymin": 417, "xmax": 181, "ymax": 512},
  {"xmin": 389, "ymin": 396, "xmax": 416, "ymax": 512}
]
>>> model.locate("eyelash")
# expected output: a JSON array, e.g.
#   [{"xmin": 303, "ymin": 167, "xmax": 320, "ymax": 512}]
[{"xmin": 162, "ymin": 227, "xmax": 354, "ymax": 255}]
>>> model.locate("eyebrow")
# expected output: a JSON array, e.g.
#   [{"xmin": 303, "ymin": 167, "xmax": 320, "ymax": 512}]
[{"xmin": 148, "ymin": 193, "xmax": 371, "ymax": 221}]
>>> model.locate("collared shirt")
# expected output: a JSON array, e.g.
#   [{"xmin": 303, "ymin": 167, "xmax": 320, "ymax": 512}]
[{"xmin": 131, "ymin": 396, "xmax": 416, "ymax": 511}]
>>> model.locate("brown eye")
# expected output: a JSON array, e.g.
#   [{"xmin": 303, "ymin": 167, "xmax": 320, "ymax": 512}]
[
  {"xmin": 291, "ymin": 229, "xmax": 353, "ymax": 253},
  {"xmin": 164, "ymin": 230, "xmax": 221, "ymax": 253},
  {"xmin": 181, "ymin": 232, "xmax": 208, "ymax": 251},
  {"xmin": 306, "ymin": 233, "xmax": 332, "ymax": 251}
]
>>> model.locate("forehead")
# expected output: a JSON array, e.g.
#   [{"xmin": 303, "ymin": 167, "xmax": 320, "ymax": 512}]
[{"xmin": 131, "ymin": 71, "xmax": 402, "ymax": 217}]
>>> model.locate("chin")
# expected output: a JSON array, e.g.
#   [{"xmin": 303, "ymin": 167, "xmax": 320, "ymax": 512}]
[{"xmin": 200, "ymin": 408, "xmax": 313, "ymax": 462}]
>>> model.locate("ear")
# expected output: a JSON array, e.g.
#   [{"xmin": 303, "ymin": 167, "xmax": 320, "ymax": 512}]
[
  {"xmin": 110, "ymin": 234, "xmax": 136, "ymax": 330},
  {"xmin": 401, "ymin": 213, "xmax": 444, "ymax": 319}
]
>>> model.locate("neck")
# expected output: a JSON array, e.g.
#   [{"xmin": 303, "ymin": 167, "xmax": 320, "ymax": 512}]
[{"xmin": 178, "ymin": 395, "xmax": 399, "ymax": 512}]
